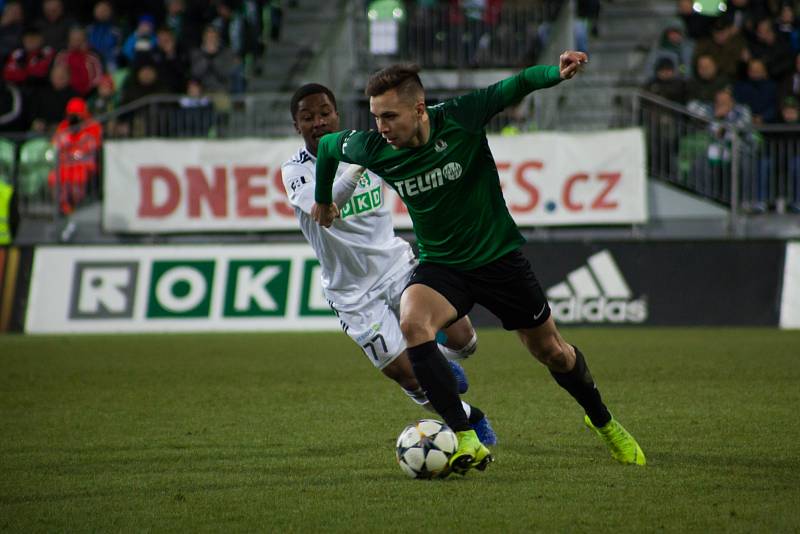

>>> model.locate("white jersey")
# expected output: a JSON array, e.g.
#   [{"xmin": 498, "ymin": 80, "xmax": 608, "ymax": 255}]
[{"xmin": 281, "ymin": 145, "xmax": 415, "ymax": 312}]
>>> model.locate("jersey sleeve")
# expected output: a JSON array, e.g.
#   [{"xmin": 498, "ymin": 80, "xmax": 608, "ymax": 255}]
[
  {"xmin": 315, "ymin": 130, "xmax": 379, "ymax": 204},
  {"xmin": 281, "ymin": 162, "xmax": 316, "ymax": 214},
  {"xmin": 442, "ymin": 65, "xmax": 562, "ymax": 132}
]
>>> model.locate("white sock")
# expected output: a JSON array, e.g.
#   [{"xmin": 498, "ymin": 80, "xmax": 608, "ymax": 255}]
[
  {"xmin": 461, "ymin": 401, "xmax": 472, "ymax": 419},
  {"xmin": 404, "ymin": 387, "xmax": 436, "ymax": 412},
  {"xmin": 438, "ymin": 332, "xmax": 478, "ymax": 361},
  {"xmin": 403, "ymin": 387, "xmax": 472, "ymax": 420}
]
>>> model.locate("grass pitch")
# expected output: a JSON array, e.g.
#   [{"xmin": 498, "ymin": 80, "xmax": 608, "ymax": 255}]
[{"xmin": 2, "ymin": 328, "xmax": 799, "ymax": 533}]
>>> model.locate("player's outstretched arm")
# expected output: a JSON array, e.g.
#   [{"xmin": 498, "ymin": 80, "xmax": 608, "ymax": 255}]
[{"xmin": 446, "ymin": 51, "xmax": 589, "ymax": 130}]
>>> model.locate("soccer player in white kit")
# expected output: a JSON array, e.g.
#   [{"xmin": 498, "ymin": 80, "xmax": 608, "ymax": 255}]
[{"xmin": 281, "ymin": 83, "xmax": 495, "ymax": 443}]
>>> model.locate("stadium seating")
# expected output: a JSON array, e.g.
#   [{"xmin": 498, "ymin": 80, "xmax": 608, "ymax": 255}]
[
  {"xmin": 17, "ymin": 138, "xmax": 55, "ymax": 198},
  {"xmin": 0, "ymin": 138, "xmax": 15, "ymax": 184},
  {"xmin": 111, "ymin": 68, "xmax": 129, "ymax": 102},
  {"xmin": 678, "ymin": 131, "xmax": 711, "ymax": 181}
]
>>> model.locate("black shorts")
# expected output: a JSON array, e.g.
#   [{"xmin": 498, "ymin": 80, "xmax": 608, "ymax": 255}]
[{"xmin": 406, "ymin": 249, "xmax": 551, "ymax": 330}]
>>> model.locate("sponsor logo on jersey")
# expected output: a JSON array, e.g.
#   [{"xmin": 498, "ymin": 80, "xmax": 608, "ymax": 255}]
[
  {"xmin": 340, "ymin": 186, "xmax": 382, "ymax": 219},
  {"xmin": 288, "ymin": 175, "xmax": 308, "ymax": 191},
  {"xmin": 395, "ymin": 162, "xmax": 463, "ymax": 198},
  {"xmin": 355, "ymin": 321, "xmax": 383, "ymax": 344},
  {"xmin": 291, "ymin": 149, "xmax": 312, "ymax": 164},
  {"xmin": 546, "ymin": 250, "xmax": 647, "ymax": 323}
]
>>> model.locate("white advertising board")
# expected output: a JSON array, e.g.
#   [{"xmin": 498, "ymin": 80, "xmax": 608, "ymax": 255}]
[
  {"xmin": 780, "ymin": 241, "xmax": 800, "ymax": 329},
  {"xmin": 103, "ymin": 130, "xmax": 647, "ymax": 233},
  {"xmin": 25, "ymin": 244, "xmax": 340, "ymax": 333}
]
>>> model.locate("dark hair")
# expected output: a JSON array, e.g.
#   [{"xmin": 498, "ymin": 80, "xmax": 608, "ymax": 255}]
[
  {"xmin": 290, "ymin": 83, "xmax": 337, "ymax": 119},
  {"xmin": 712, "ymin": 17, "xmax": 730, "ymax": 31},
  {"xmin": 655, "ymin": 57, "xmax": 675, "ymax": 71},
  {"xmin": 365, "ymin": 63, "xmax": 424, "ymax": 100}
]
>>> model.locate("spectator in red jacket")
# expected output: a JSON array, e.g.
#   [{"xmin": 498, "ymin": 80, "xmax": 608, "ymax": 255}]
[
  {"xmin": 50, "ymin": 96, "xmax": 103, "ymax": 214},
  {"xmin": 54, "ymin": 26, "xmax": 104, "ymax": 97},
  {"xmin": 3, "ymin": 27, "xmax": 55, "ymax": 88}
]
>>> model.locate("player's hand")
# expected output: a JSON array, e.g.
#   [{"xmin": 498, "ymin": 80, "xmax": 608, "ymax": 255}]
[
  {"xmin": 559, "ymin": 51, "xmax": 588, "ymax": 80},
  {"xmin": 311, "ymin": 202, "xmax": 339, "ymax": 228}
]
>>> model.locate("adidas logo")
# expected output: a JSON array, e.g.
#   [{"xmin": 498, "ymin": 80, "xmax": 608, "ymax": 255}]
[{"xmin": 546, "ymin": 250, "xmax": 647, "ymax": 324}]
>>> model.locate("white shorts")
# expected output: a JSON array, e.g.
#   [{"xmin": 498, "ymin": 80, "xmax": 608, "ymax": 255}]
[{"xmin": 334, "ymin": 269, "xmax": 412, "ymax": 370}]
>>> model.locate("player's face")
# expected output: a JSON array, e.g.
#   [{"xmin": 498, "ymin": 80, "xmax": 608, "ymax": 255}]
[
  {"xmin": 294, "ymin": 93, "xmax": 340, "ymax": 156},
  {"xmin": 370, "ymin": 89, "xmax": 425, "ymax": 148}
]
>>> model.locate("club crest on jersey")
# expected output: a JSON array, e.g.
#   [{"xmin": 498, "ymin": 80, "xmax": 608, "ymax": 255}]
[
  {"xmin": 358, "ymin": 172, "xmax": 371, "ymax": 188},
  {"xmin": 443, "ymin": 162, "xmax": 462, "ymax": 180},
  {"xmin": 434, "ymin": 139, "xmax": 448, "ymax": 152},
  {"xmin": 395, "ymin": 162, "xmax": 463, "ymax": 198}
]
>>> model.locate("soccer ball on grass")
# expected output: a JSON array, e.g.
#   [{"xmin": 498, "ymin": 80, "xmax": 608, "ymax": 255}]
[{"xmin": 395, "ymin": 419, "xmax": 458, "ymax": 479}]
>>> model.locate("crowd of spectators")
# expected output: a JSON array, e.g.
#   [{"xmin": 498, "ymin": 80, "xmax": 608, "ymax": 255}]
[
  {"xmin": 0, "ymin": 0, "xmax": 293, "ymax": 136},
  {"xmin": 399, "ymin": 0, "xmax": 561, "ymax": 68},
  {"xmin": 644, "ymin": 0, "xmax": 800, "ymax": 126},
  {"xmin": 0, "ymin": 0, "xmax": 297, "ymax": 216},
  {"xmin": 642, "ymin": 0, "xmax": 800, "ymax": 212}
]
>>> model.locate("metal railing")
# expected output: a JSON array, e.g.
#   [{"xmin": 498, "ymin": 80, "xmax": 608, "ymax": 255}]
[
  {"xmin": 0, "ymin": 131, "xmax": 59, "ymax": 218},
  {"xmin": 2, "ymin": 84, "xmax": 564, "ymax": 220},
  {"xmin": 633, "ymin": 91, "xmax": 800, "ymax": 214},
  {"xmin": 8, "ymin": 87, "xmax": 800, "ymax": 222},
  {"xmin": 533, "ymin": 0, "xmax": 574, "ymax": 130}
]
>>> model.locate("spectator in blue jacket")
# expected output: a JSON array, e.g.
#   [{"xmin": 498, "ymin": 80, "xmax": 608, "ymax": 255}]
[
  {"xmin": 87, "ymin": 1, "xmax": 122, "ymax": 71},
  {"xmin": 775, "ymin": 3, "xmax": 800, "ymax": 53},
  {"xmin": 121, "ymin": 14, "xmax": 157, "ymax": 64}
]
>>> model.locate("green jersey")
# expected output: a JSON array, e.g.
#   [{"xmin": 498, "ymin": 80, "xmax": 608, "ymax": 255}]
[{"xmin": 315, "ymin": 65, "xmax": 562, "ymax": 269}]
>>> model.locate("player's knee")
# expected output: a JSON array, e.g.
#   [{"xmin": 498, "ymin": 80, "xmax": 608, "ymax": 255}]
[
  {"xmin": 525, "ymin": 335, "xmax": 571, "ymax": 371},
  {"xmin": 542, "ymin": 346, "xmax": 572, "ymax": 372},
  {"xmin": 399, "ymin": 316, "xmax": 436, "ymax": 346}
]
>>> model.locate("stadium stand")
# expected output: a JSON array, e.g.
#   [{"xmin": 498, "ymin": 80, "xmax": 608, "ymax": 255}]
[
  {"xmin": 0, "ymin": 138, "xmax": 15, "ymax": 184},
  {"xmin": 0, "ymin": 0, "xmax": 799, "ymax": 243},
  {"xmin": 17, "ymin": 137, "xmax": 55, "ymax": 200}
]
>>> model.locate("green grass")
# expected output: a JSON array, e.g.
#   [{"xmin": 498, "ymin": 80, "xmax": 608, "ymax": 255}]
[{"xmin": 1, "ymin": 328, "xmax": 799, "ymax": 533}]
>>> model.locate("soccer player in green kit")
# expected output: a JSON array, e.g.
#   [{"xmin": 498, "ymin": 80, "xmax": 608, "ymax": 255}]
[{"xmin": 311, "ymin": 51, "xmax": 646, "ymax": 475}]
